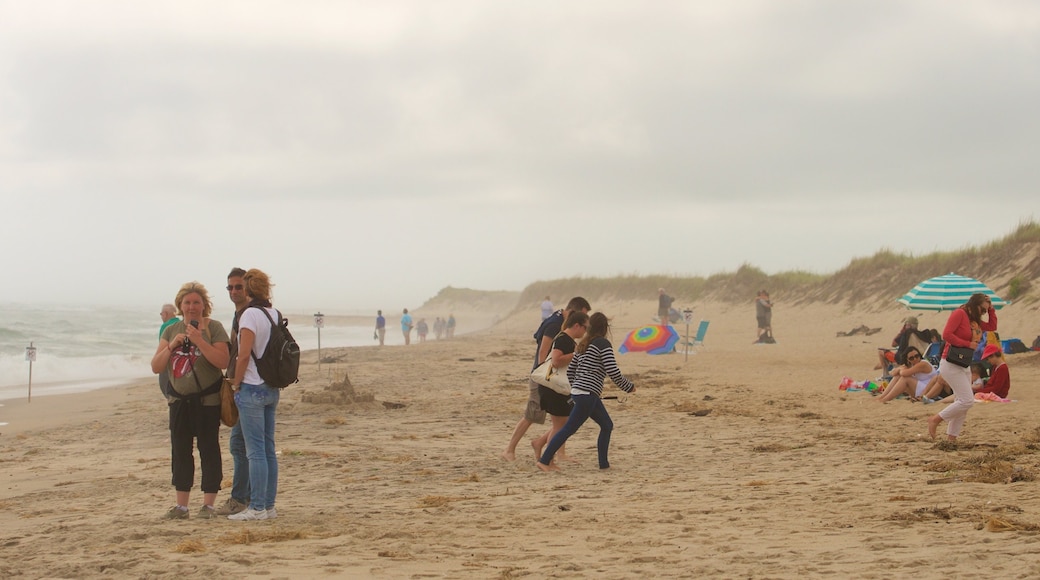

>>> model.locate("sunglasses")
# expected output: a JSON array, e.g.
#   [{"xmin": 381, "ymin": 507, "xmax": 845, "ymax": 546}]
[
  {"xmin": 226, "ymin": 284, "xmax": 244, "ymax": 291},
  {"xmin": 906, "ymin": 354, "xmax": 921, "ymax": 361}
]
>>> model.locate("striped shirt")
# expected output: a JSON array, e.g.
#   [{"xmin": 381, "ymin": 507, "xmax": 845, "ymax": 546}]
[{"xmin": 567, "ymin": 337, "xmax": 635, "ymax": 397}]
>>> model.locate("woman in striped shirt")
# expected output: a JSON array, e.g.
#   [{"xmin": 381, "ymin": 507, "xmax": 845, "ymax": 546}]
[{"xmin": 537, "ymin": 312, "xmax": 636, "ymax": 471}]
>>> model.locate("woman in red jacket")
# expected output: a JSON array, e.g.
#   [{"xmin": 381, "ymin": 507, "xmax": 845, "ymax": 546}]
[{"xmin": 927, "ymin": 293, "xmax": 997, "ymax": 440}]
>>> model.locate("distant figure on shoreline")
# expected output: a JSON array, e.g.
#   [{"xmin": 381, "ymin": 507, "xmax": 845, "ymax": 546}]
[
  {"xmin": 157, "ymin": 303, "xmax": 179, "ymax": 397},
  {"xmin": 434, "ymin": 317, "xmax": 445, "ymax": 340},
  {"xmin": 755, "ymin": 290, "xmax": 774, "ymax": 344},
  {"xmin": 446, "ymin": 314, "xmax": 456, "ymax": 339},
  {"xmin": 416, "ymin": 318, "xmax": 428, "ymax": 343},
  {"xmin": 375, "ymin": 310, "xmax": 386, "ymax": 346},
  {"xmin": 401, "ymin": 308, "xmax": 413, "ymax": 345},
  {"xmin": 540, "ymin": 296, "xmax": 554, "ymax": 320}
]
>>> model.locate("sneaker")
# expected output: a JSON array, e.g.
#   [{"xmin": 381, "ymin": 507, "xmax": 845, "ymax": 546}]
[
  {"xmin": 214, "ymin": 497, "xmax": 248, "ymax": 516},
  {"xmin": 228, "ymin": 507, "xmax": 268, "ymax": 521},
  {"xmin": 197, "ymin": 505, "xmax": 216, "ymax": 519},
  {"xmin": 922, "ymin": 397, "xmax": 935, "ymax": 405},
  {"xmin": 163, "ymin": 506, "xmax": 189, "ymax": 520},
  {"xmin": 265, "ymin": 507, "xmax": 277, "ymax": 520}
]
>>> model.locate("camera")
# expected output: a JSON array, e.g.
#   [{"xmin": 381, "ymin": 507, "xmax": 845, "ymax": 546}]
[{"xmin": 183, "ymin": 320, "xmax": 199, "ymax": 353}]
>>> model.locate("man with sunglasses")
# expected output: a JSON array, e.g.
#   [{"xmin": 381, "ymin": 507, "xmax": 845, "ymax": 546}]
[{"xmin": 215, "ymin": 267, "xmax": 250, "ymax": 516}]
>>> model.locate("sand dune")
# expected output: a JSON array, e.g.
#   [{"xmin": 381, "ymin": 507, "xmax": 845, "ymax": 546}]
[{"xmin": 2, "ymin": 299, "xmax": 1040, "ymax": 578}]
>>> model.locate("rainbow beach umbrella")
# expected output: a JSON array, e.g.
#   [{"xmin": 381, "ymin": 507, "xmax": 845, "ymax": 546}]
[
  {"xmin": 898, "ymin": 273, "xmax": 1008, "ymax": 312},
  {"xmin": 618, "ymin": 324, "xmax": 680, "ymax": 355}
]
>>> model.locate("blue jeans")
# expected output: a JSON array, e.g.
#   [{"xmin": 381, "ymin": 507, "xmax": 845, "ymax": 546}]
[
  {"xmin": 228, "ymin": 422, "xmax": 250, "ymax": 504},
  {"xmin": 539, "ymin": 393, "xmax": 614, "ymax": 469},
  {"xmin": 235, "ymin": 382, "xmax": 279, "ymax": 510}
]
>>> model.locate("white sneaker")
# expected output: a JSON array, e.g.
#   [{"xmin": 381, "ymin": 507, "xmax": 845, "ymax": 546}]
[
  {"xmin": 228, "ymin": 507, "xmax": 268, "ymax": 521},
  {"xmin": 265, "ymin": 507, "xmax": 277, "ymax": 519}
]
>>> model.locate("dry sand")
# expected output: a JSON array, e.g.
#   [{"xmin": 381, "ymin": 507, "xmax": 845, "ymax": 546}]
[{"xmin": 3, "ymin": 299, "xmax": 1040, "ymax": 578}]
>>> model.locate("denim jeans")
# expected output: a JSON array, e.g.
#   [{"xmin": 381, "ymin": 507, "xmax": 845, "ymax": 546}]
[
  {"xmin": 539, "ymin": 393, "xmax": 614, "ymax": 469},
  {"xmin": 228, "ymin": 422, "xmax": 250, "ymax": 504},
  {"xmin": 235, "ymin": 382, "xmax": 279, "ymax": 510}
]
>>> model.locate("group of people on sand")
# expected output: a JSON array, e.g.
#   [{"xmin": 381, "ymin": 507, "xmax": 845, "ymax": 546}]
[
  {"xmin": 375, "ymin": 309, "xmax": 455, "ymax": 346},
  {"xmin": 501, "ymin": 296, "xmax": 636, "ymax": 471},
  {"xmin": 870, "ymin": 293, "xmax": 1011, "ymax": 442},
  {"xmin": 151, "ymin": 268, "xmax": 282, "ymax": 521}
]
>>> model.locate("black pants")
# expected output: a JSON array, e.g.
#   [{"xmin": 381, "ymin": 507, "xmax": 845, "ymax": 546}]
[{"xmin": 169, "ymin": 401, "xmax": 222, "ymax": 493}]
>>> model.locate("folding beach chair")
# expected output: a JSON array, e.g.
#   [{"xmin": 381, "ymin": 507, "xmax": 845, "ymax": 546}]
[{"xmin": 683, "ymin": 320, "xmax": 710, "ymax": 354}]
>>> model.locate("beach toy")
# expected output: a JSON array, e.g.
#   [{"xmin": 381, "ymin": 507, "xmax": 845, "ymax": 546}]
[
  {"xmin": 864, "ymin": 380, "xmax": 878, "ymax": 392},
  {"xmin": 839, "ymin": 376, "xmax": 855, "ymax": 391}
]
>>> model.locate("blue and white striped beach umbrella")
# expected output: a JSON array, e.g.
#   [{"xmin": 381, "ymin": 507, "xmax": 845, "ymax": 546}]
[{"xmin": 897, "ymin": 273, "xmax": 1008, "ymax": 312}]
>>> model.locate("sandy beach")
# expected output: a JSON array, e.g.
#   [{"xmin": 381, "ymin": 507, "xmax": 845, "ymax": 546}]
[{"xmin": 3, "ymin": 298, "xmax": 1040, "ymax": 578}]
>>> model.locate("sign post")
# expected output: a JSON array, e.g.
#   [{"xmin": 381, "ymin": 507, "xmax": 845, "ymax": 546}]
[
  {"xmin": 682, "ymin": 309, "xmax": 693, "ymax": 363},
  {"xmin": 313, "ymin": 312, "xmax": 324, "ymax": 370},
  {"xmin": 26, "ymin": 342, "xmax": 37, "ymax": 402}
]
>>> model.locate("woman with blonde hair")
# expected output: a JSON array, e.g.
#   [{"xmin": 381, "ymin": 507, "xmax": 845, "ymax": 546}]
[
  {"xmin": 537, "ymin": 312, "xmax": 636, "ymax": 471},
  {"xmin": 927, "ymin": 293, "xmax": 998, "ymax": 440},
  {"xmin": 151, "ymin": 281, "xmax": 230, "ymax": 519},
  {"xmin": 228, "ymin": 269, "xmax": 283, "ymax": 521}
]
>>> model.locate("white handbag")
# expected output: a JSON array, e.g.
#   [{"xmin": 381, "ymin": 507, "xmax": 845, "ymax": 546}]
[{"xmin": 531, "ymin": 357, "xmax": 571, "ymax": 396}]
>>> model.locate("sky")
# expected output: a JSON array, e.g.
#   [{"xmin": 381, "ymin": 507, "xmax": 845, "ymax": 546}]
[{"xmin": 1, "ymin": 1, "xmax": 1038, "ymax": 314}]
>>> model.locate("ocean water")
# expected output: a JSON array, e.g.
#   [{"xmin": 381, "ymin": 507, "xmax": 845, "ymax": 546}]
[{"xmin": 0, "ymin": 303, "xmax": 376, "ymax": 402}]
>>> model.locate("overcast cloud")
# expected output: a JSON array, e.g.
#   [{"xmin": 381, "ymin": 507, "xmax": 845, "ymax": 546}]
[{"xmin": 1, "ymin": 1, "xmax": 1037, "ymax": 313}]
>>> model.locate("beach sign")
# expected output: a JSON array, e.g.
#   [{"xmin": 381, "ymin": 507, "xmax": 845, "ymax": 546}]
[
  {"xmin": 314, "ymin": 312, "xmax": 324, "ymax": 370},
  {"xmin": 26, "ymin": 342, "xmax": 37, "ymax": 402}
]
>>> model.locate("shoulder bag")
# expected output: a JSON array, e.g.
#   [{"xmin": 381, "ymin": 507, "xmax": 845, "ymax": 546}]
[
  {"xmin": 530, "ymin": 332, "xmax": 571, "ymax": 396},
  {"xmin": 945, "ymin": 345, "xmax": 974, "ymax": 368}
]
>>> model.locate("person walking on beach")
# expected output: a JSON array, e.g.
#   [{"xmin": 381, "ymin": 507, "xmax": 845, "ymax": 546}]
[
  {"xmin": 446, "ymin": 314, "xmax": 456, "ymax": 338},
  {"xmin": 215, "ymin": 267, "xmax": 250, "ymax": 517},
  {"xmin": 375, "ymin": 310, "xmax": 386, "ymax": 346},
  {"xmin": 151, "ymin": 282, "xmax": 230, "ymax": 519},
  {"xmin": 533, "ymin": 311, "xmax": 589, "ymax": 465},
  {"xmin": 502, "ymin": 296, "xmax": 591, "ymax": 461},
  {"xmin": 228, "ymin": 268, "xmax": 283, "ymax": 521},
  {"xmin": 401, "ymin": 308, "xmax": 413, "ymax": 345},
  {"xmin": 755, "ymin": 290, "xmax": 774, "ymax": 343},
  {"xmin": 416, "ymin": 318, "xmax": 429, "ymax": 343},
  {"xmin": 658, "ymin": 288, "xmax": 674, "ymax": 325},
  {"xmin": 157, "ymin": 303, "xmax": 179, "ymax": 397},
  {"xmin": 537, "ymin": 312, "xmax": 636, "ymax": 471},
  {"xmin": 927, "ymin": 293, "xmax": 998, "ymax": 440}
]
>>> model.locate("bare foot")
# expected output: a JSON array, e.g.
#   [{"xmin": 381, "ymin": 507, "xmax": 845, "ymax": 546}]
[
  {"xmin": 536, "ymin": 461, "xmax": 560, "ymax": 472},
  {"xmin": 500, "ymin": 450, "xmax": 516, "ymax": 461},
  {"xmin": 531, "ymin": 439, "xmax": 543, "ymax": 460},
  {"xmin": 927, "ymin": 415, "xmax": 942, "ymax": 440},
  {"xmin": 558, "ymin": 455, "xmax": 580, "ymax": 464}
]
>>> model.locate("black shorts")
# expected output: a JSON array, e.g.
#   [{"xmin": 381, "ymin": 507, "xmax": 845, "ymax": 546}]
[{"xmin": 538, "ymin": 386, "xmax": 573, "ymax": 417}]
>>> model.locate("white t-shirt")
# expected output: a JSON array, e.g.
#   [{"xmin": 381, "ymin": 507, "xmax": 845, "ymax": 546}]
[{"xmin": 239, "ymin": 306, "xmax": 279, "ymax": 386}]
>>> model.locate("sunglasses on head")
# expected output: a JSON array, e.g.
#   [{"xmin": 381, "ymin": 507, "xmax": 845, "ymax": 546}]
[{"xmin": 226, "ymin": 284, "xmax": 244, "ymax": 291}]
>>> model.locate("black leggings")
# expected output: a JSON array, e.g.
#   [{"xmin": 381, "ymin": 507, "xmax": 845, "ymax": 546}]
[{"xmin": 169, "ymin": 401, "xmax": 222, "ymax": 493}]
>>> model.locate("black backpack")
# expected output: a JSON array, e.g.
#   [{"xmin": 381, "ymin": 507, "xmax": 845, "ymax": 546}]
[{"xmin": 249, "ymin": 307, "xmax": 301, "ymax": 388}]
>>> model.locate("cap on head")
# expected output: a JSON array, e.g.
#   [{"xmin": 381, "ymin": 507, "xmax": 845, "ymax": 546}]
[
  {"xmin": 903, "ymin": 316, "xmax": 918, "ymax": 327},
  {"xmin": 982, "ymin": 344, "xmax": 1002, "ymax": 360}
]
